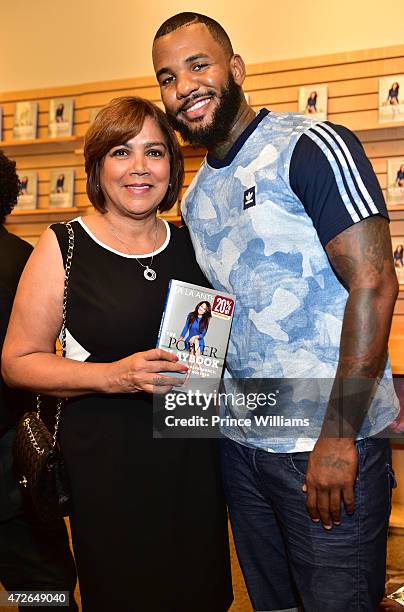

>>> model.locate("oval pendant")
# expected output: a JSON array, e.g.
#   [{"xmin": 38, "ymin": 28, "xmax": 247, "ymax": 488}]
[{"xmin": 144, "ymin": 267, "xmax": 157, "ymax": 281}]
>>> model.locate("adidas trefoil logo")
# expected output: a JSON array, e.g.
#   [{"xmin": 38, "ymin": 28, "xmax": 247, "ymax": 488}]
[{"xmin": 243, "ymin": 186, "xmax": 256, "ymax": 209}]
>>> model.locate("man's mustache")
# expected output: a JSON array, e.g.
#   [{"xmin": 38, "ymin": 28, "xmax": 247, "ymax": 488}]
[{"xmin": 176, "ymin": 91, "xmax": 216, "ymax": 116}]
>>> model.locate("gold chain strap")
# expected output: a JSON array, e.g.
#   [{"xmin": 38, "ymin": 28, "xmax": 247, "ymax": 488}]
[{"xmin": 36, "ymin": 222, "xmax": 75, "ymax": 448}]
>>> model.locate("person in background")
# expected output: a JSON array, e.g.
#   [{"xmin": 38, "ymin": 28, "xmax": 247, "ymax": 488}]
[
  {"xmin": 2, "ymin": 98, "xmax": 232, "ymax": 612},
  {"xmin": 153, "ymin": 13, "xmax": 399, "ymax": 612},
  {"xmin": 0, "ymin": 151, "xmax": 78, "ymax": 610}
]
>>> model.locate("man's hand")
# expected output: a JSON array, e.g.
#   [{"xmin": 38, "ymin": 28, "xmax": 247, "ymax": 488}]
[{"xmin": 303, "ymin": 438, "xmax": 358, "ymax": 529}]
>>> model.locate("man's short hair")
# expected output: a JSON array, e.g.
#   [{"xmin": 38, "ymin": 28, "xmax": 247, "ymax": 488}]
[{"xmin": 154, "ymin": 13, "xmax": 234, "ymax": 58}]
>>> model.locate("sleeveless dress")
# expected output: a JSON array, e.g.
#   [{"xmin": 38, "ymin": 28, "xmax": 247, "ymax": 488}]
[{"xmin": 51, "ymin": 219, "xmax": 233, "ymax": 612}]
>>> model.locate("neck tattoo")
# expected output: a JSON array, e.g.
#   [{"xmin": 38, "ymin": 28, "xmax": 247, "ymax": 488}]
[{"xmin": 108, "ymin": 217, "xmax": 159, "ymax": 281}]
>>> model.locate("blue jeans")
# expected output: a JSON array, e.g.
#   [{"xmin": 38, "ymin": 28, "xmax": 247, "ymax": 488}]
[{"xmin": 220, "ymin": 436, "xmax": 395, "ymax": 612}]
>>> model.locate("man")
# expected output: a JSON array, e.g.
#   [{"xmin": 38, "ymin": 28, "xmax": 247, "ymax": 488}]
[
  {"xmin": 0, "ymin": 151, "xmax": 78, "ymax": 609},
  {"xmin": 152, "ymin": 12, "xmax": 401, "ymax": 611},
  {"xmin": 152, "ymin": 13, "xmax": 399, "ymax": 612}
]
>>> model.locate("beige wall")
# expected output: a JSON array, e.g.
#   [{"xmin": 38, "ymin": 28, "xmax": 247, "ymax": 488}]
[{"xmin": 1, "ymin": 0, "xmax": 404, "ymax": 92}]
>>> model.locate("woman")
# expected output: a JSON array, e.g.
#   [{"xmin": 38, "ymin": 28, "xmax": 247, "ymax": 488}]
[
  {"xmin": 394, "ymin": 244, "xmax": 404, "ymax": 268},
  {"xmin": 306, "ymin": 90, "xmax": 317, "ymax": 114},
  {"xmin": 2, "ymin": 97, "xmax": 232, "ymax": 612},
  {"xmin": 396, "ymin": 164, "xmax": 404, "ymax": 188},
  {"xmin": 55, "ymin": 103, "xmax": 65, "ymax": 123},
  {"xmin": 387, "ymin": 82, "xmax": 400, "ymax": 105},
  {"xmin": 179, "ymin": 300, "xmax": 212, "ymax": 355},
  {"xmin": 55, "ymin": 173, "xmax": 65, "ymax": 193}
]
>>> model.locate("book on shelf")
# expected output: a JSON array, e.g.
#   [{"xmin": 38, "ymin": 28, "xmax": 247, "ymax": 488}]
[
  {"xmin": 379, "ymin": 75, "xmax": 404, "ymax": 124},
  {"xmin": 0, "ymin": 106, "xmax": 2, "ymax": 141},
  {"xmin": 298, "ymin": 85, "xmax": 328, "ymax": 121},
  {"xmin": 157, "ymin": 279, "xmax": 235, "ymax": 382},
  {"xmin": 48, "ymin": 97, "xmax": 74, "ymax": 138},
  {"xmin": 387, "ymin": 158, "xmax": 404, "ymax": 205},
  {"xmin": 48, "ymin": 168, "xmax": 74, "ymax": 208},
  {"xmin": 13, "ymin": 101, "xmax": 38, "ymax": 140},
  {"xmin": 16, "ymin": 170, "xmax": 38, "ymax": 210},
  {"xmin": 393, "ymin": 238, "xmax": 404, "ymax": 285}
]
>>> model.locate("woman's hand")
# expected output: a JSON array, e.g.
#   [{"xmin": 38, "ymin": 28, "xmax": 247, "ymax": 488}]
[{"xmin": 105, "ymin": 348, "xmax": 188, "ymax": 394}]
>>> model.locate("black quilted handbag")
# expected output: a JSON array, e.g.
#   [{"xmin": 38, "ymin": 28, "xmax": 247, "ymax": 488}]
[{"xmin": 13, "ymin": 223, "xmax": 74, "ymax": 522}]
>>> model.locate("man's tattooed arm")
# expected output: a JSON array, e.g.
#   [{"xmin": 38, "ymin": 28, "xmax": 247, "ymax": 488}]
[
  {"xmin": 303, "ymin": 216, "xmax": 398, "ymax": 529},
  {"xmin": 323, "ymin": 215, "xmax": 399, "ymax": 433}
]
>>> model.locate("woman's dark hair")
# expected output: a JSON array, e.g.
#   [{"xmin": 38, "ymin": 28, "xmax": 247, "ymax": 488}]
[
  {"xmin": 0, "ymin": 151, "xmax": 20, "ymax": 224},
  {"xmin": 187, "ymin": 301, "xmax": 212, "ymax": 333},
  {"xmin": 84, "ymin": 96, "xmax": 184, "ymax": 213}
]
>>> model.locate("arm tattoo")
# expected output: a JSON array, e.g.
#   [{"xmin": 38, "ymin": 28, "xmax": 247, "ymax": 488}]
[{"xmin": 322, "ymin": 216, "xmax": 398, "ymax": 437}]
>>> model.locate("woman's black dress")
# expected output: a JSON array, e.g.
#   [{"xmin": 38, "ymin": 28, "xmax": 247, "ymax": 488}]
[{"xmin": 51, "ymin": 219, "xmax": 232, "ymax": 612}]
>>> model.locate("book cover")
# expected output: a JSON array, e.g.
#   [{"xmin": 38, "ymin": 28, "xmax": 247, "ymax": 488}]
[
  {"xmin": 387, "ymin": 158, "xmax": 404, "ymax": 205},
  {"xmin": 16, "ymin": 170, "xmax": 38, "ymax": 210},
  {"xmin": 13, "ymin": 101, "xmax": 38, "ymax": 140},
  {"xmin": 48, "ymin": 97, "xmax": 74, "ymax": 137},
  {"xmin": 298, "ymin": 85, "xmax": 328, "ymax": 121},
  {"xmin": 392, "ymin": 238, "xmax": 404, "ymax": 285},
  {"xmin": 379, "ymin": 75, "xmax": 404, "ymax": 123},
  {"xmin": 157, "ymin": 280, "xmax": 235, "ymax": 381},
  {"xmin": 48, "ymin": 168, "xmax": 74, "ymax": 208}
]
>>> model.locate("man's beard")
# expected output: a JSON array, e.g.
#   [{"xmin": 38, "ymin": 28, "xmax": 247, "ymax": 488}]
[{"xmin": 166, "ymin": 73, "xmax": 244, "ymax": 150}]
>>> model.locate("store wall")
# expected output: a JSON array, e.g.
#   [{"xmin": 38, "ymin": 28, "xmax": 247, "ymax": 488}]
[{"xmin": 1, "ymin": 0, "xmax": 404, "ymax": 92}]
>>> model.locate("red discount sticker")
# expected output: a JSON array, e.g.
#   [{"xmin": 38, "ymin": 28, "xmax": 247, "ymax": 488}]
[{"xmin": 212, "ymin": 295, "xmax": 235, "ymax": 320}]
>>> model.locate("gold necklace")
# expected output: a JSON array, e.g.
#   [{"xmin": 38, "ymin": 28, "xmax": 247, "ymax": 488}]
[{"xmin": 108, "ymin": 217, "xmax": 159, "ymax": 281}]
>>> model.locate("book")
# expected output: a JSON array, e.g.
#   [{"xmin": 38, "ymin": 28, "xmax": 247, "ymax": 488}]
[
  {"xmin": 392, "ymin": 238, "xmax": 404, "ymax": 285},
  {"xmin": 16, "ymin": 170, "xmax": 37, "ymax": 210},
  {"xmin": 48, "ymin": 97, "xmax": 74, "ymax": 137},
  {"xmin": 387, "ymin": 158, "xmax": 404, "ymax": 205},
  {"xmin": 157, "ymin": 280, "xmax": 235, "ymax": 381},
  {"xmin": 379, "ymin": 75, "xmax": 404, "ymax": 124},
  {"xmin": 0, "ymin": 106, "xmax": 2, "ymax": 141},
  {"xmin": 298, "ymin": 85, "xmax": 328, "ymax": 121},
  {"xmin": 13, "ymin": 101, "xmax": 38, "ymax": 140},
  {"xmin": 48, "ymin": 168, "xmax": 74, "ymax": 209}
]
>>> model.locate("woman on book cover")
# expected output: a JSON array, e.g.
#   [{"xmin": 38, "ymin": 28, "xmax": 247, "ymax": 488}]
[
  {"xmin": 19, "ymin": 176, "xmax": 29, "ymax": 195},
  {"xmin": 55, "ymin": 174, "xmax": 65, "ymax": 193},
  {"xmin": 306, "ymin": 90, "xmax": 318, "ymax": 114},
  {"xmin": 55, "ymin": 103, "xmax": 65, "ymax": 123},
  {"xmin": 394, "ymin": 244, "xmax": 404, "ymax": 268},
  {"xmin": 179, "ymin": 300, "xmax": 212, "ymax": 356},
  {"xmin": 387, "ymin": 82, "xmax": 400, "ymax": 105},
  {"xmin": 386, "ymin": 82, "xmax": 400, "ymax": 119},
  {"xmin": 396, "ymin": 164, "xmax": 404, "ymax": 187}
]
